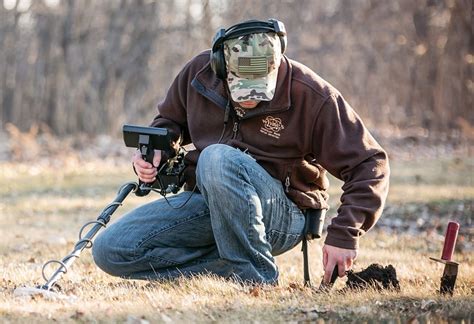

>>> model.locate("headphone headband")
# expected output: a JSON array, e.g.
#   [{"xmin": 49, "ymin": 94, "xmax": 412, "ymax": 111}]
[{"xmin": 211, "ymin": 19, "xmax": 286, "ymax": 52}]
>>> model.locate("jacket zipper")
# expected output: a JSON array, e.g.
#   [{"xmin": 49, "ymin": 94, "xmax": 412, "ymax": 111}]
[
  {"xmin": 285, "ymin": 172, "xmax": 291, "ymax": 193},
  {"xmin": 232, "ymin": 121, "xmax": 239, "ymax": 139},
  {"xmin": 284, "ymin": 163, "xmax": 296, "ymax": 193}
]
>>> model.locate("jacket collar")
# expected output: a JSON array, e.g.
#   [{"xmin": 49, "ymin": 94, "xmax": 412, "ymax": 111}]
[{"xmin": 192, "ymin": 53, "xmax": 292, "ymax": 113}]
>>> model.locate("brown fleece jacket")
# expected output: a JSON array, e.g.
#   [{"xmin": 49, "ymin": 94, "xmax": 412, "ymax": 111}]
[{"xmin": 151, "ymin": 50, "xmax": 390, "ymax": 250}]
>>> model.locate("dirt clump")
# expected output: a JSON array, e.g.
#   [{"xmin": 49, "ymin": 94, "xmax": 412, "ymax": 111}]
[{"xmin": 345, "ymin": 263, "xmax": 400, "ymax": 291}]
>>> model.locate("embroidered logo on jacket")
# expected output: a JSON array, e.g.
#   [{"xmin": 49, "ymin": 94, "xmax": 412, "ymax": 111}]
[{"xmin": 260, "ymin": 116, "xmax": 285, "ymax": 139}]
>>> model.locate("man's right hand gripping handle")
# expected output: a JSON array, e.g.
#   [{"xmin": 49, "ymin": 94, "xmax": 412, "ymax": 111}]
[{"xmin": 132, "ymin": 149, "xmax": 162, "ymax": 196}]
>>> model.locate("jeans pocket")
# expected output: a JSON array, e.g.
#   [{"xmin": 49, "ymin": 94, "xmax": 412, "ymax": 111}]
[{"xmin": 267, "ymin": 230, "xmax": 302, "ymax": 256}]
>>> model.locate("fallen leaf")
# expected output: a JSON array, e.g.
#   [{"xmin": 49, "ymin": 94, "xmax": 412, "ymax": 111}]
[{"xmin": 249, "ymin": 286, "xmax": 260, "ymax": 297}]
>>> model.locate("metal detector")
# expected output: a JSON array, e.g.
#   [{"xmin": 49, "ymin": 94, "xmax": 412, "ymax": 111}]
[{"xmin": 14, "ymin": 125, "xmax": 175, "ymax": 299}]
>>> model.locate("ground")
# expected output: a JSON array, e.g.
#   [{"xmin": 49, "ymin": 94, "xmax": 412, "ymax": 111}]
[{"xmin": 0, "ymin": 135, "xmax": 473, "ymax": 323}]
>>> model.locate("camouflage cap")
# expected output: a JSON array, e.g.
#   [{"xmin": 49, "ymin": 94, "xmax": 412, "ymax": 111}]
[{"xmin": 224, "ymin": 32, "xmax": 282, "ymax": 102}]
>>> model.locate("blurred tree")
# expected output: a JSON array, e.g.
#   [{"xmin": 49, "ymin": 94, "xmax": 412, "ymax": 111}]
[{"xmin": 0, "ymin": 0, "xmax": 472, "ymax": 139}]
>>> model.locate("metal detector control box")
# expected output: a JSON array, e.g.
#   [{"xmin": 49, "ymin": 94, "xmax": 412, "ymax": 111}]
[
  {"xmin": 123, "ymin": 124, "xmax": 185, "ymax": 195},
  {"xmin": 123, "ymin": 124, "xmax": 171, "ymax": 153}
]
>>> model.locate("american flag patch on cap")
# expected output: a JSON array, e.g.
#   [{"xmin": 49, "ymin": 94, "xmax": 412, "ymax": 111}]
[{"xmin": 238, "ymin": 56, "xmax": 268, "ymax": 76}]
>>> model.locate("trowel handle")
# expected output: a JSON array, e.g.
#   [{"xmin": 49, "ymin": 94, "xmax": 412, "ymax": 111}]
[{"xmin": 441, "ymin": 221, "xmax": 459, "ymax": 261}]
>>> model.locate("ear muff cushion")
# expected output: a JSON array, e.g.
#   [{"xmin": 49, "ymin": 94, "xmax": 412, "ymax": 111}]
[
  {"xmin": 279, "ymin": 35, "xmax": 287, "ymax": 54},
  {"xmin": 210, "ymin": 48, "xmax": 227, "ymax": 80}
]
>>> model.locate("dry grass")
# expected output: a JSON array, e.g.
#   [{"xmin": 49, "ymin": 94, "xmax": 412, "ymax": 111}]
[{"xmin": 0, "ymin": 156, "xmax": 473, "ymax": 323}]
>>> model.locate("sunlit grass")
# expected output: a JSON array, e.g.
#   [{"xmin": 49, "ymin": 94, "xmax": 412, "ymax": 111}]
[{"xmin": 0, "ymin": 156, "xmax": 473, "ymax": 322}]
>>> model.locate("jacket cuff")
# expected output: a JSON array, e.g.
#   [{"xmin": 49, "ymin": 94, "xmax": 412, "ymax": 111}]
[{"xmin": 324, "ymin": 232, "xmax": 359, "ymax": 250}]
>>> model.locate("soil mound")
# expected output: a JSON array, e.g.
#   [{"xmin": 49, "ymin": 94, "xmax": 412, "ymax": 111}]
[{"xmin": 345, "ymin": 263, "xmax": 400, "ymax": 291}]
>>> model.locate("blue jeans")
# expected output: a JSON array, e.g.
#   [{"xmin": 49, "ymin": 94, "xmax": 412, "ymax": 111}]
[{"xmin": 92, "ymin": 144, "xmax": 305, "ymax": 284}]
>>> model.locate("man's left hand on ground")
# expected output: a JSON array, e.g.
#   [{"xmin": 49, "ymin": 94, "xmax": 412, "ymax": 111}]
[{"xmin": 322, "ymin": 244, "xmax": 358, "ymax": 284}]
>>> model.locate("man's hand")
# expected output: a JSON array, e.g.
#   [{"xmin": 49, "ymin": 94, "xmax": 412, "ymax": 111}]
[
  {"xmin": 132, "ymin": 150, "xmax": 162, "ymax": 183},
  {"xmin": 322, "ymin": 244, "xmax": 358, "ymax": 284}
]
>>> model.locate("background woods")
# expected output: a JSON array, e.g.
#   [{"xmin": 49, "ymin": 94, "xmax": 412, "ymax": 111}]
[{"xmin": 0, "ymin": 0, "xmax": 472, "ymax": 137}]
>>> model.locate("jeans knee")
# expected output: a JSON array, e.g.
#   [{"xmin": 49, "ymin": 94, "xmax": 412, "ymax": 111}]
[
  {"xmin": 92, "ymin": 232, "xmax": 120, "ymax": 277},
  {"xmin": 199, "ymin": 144, "xmax": 233, "ymax": 167},
  {"xmin": 196, "ymin": 144, "xmax": 235, "ymax": 187}
]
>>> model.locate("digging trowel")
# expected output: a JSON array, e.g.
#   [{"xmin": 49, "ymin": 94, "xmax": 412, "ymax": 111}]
[{"xmin": 429, "ymin": 221, "xmax": 460, "ymax": 295}]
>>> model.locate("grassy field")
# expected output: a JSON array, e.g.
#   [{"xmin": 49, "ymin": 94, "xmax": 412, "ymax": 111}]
[{"xmin": 0, "ymin": 155, "xmax": 473, "ymax": 323}]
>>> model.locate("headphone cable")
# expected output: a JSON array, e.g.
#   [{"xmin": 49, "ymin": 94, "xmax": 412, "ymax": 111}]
[{"xmin": 217, "ymin": 99, "xmax": 231, "ymax": 144}]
